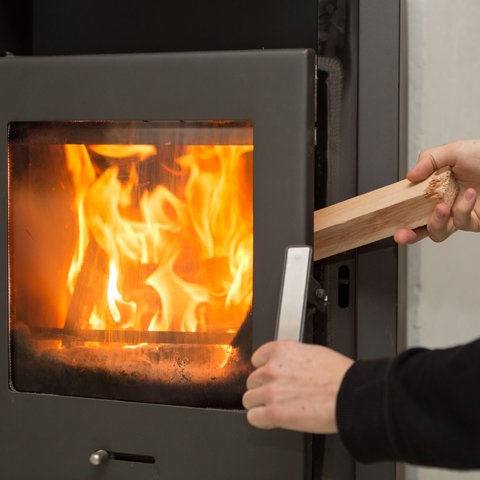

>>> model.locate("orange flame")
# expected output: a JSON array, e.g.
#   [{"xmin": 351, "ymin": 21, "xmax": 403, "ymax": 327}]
[{"xmin": 65, "ymin": 143, "xmax": 253, "ymax": 337}]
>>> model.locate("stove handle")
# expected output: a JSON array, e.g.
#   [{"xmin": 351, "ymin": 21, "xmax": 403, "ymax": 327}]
[
  {"xmin": 275, "ymin": 245, "xmax": 312, "ymax": 341},
  {"xmin": 89, "ymin": 449, "xmax": 155, "ymax": 466}
]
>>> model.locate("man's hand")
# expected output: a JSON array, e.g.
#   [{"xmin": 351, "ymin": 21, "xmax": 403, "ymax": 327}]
[
  {"xmin": 395, "ymin": 140, "xmax": 480, "ymax": 244},
  {"xmin": 242, "ymin": 340, "xmax": 354, "ymax": 434}
]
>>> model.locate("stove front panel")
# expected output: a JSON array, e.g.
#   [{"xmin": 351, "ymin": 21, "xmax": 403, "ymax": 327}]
[{"xmin": 0, "ymin": 50, "xmax": 314, "ymax": 479}]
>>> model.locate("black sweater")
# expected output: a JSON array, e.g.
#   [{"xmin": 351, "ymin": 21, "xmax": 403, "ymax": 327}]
[{"xmin": 336, "ymin": 338, "xmax": 480, "ymax": 469}]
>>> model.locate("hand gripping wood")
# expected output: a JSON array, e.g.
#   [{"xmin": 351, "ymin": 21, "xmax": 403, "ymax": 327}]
[{"xmin": 313, "ymin": 167, "xmax": 459, "ymax": 261}]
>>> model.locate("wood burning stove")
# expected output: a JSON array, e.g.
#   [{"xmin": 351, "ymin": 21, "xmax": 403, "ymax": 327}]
[
  {"xmin": 1, "ymin": 49, "xmax": 315, "ymax": 479},
  {"xmin": 1, "ymin": 1, "xmax": 403, "ymax": 479}
]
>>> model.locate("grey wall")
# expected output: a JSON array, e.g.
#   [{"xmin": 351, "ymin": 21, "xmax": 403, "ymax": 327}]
[{"xmin": 405, "ymin": 1, "xmax": 480, "ymax": 479}]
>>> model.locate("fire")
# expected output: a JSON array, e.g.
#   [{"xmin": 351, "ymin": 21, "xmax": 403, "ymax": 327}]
[{"xmin": 64, "ymin": 143, "xmax": 253, "ymax": 339}]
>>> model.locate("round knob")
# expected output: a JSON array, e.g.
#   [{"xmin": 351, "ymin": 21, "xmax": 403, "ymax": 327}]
[{"xmin": 89, "ymin": 449, "xmax": 109, "ymax": 466}]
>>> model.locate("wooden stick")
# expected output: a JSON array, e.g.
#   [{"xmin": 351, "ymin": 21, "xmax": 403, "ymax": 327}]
[
  {"xmin": 313, "ymin": 167, "xmax": 459, "ymax": 261},
  {"xmin": 64, "ymin": 239, "xmax": 108, "ymax": 330}
]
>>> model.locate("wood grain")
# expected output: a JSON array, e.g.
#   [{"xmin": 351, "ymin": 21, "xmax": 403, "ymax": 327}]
[{"xmin": 313, "ymin": 167, "xmax": 459, "ymax": 261}]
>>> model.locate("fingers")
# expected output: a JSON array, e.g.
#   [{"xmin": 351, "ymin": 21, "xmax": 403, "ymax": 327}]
[
  {"xmin": 243, "ymin": 341, "xmax": 282, "ymax": 408},
  {"xmin": 453, "ymin": 188, "xmax": 478, "ymax": 231},
  {"xmin": 394, "ymin": 226, "xmax": 429, "ymax": 245},
  {"xmin": 243, "ymin": 341, "xmax": 297, "ymax": 430},
  {"xmin": 250, "ymin": 341, "xmax": 275, "ymax": 369},
  {"xmin": 396, "ymin": 140, "xmax": 480, "ymax": 243},
  {"xmin": 242, "ymin": 346, "xmax": 281, "ymax": 429},
  {"xmin": 245, "ymin": 405, "xmax": 275, "ymax": 430},
  {"xmin": 427, "ymin": 203, "xmax": 454, "ymax": 242},
  {"xmin": 244, "ymin": 394, "xmax": 297, "ymax": 431},
  {"xmin": 394, "ymin": 190, "xmax": 478, "ymax": 245},
  {"xmin": 394, "ymin": 203, "xmax": 453, "ymax": 245},
  {"xmin": 242, "ymin": 384, "xmax": 267, "ymax": 418}
]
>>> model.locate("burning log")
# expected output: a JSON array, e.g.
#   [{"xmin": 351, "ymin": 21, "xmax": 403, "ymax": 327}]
[
  {"xmin": 314, "ymin": 167, "xmax": 459, "ymax": 260},
  {"xmin": 64, "ymin": 239, "xmax": 109, "ymax": 330}
]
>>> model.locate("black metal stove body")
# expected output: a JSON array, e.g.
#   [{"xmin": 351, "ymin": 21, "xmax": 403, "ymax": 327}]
[{"xmin": 0, "ymin": 49, "xmax": 315, "ymax": 480}]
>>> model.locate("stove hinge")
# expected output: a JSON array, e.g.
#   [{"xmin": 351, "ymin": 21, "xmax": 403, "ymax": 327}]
[{"xmin": 307, "ymin": 274, "xmax": 328, "ymax": 313}]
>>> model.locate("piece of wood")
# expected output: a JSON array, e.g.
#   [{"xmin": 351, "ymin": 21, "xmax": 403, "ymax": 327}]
[
  {"xmin": 64, "ymin": 239, "xmax": 108, "ymax": 330},
  {"xmin": 314, "ymin": 167, "xmax": 459, "ymax": 261}
]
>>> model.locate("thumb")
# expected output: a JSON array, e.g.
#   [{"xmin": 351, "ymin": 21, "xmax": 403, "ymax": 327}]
[{"xmin": 407, "ymin": 144, "xmax": 455, "ymax": 182}]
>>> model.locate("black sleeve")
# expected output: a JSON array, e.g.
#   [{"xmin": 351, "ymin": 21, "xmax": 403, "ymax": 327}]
[{"xmin": 336, "ymin": 338, "xmax": 480, "ymax": 469}]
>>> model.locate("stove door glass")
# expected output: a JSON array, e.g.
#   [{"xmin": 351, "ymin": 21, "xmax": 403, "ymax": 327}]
[{"xmin": 8, "ymin": 120, "xmax": 253, "ymax": 408}]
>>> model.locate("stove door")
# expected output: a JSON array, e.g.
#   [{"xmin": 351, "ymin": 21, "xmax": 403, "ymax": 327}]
[{"xmin": 0, "ymin": 49, "xmax": 315, "ymax": 479}]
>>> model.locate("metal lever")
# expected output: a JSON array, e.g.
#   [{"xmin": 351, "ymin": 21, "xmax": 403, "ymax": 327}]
[
  {"xmin": 275, "ymin": 245, "xmax": 312, "ymax": 341},
  {"xmin": 89, "ymin": 449, "xmax": 155, "ymax": 466}
]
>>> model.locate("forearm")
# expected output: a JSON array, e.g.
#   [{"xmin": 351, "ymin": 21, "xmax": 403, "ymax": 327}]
[{"xmin": 336, "ymin": 338, "xmax": 480, "ymax": 469}]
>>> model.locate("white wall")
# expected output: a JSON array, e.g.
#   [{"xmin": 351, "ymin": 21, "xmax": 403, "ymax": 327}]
[{"xmin": 405, "ymin": 1, "xmax": 480, "ymax": 479}]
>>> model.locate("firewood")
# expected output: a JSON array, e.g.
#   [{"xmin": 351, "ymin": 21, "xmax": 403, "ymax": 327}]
[
  {"xmin": 314, "ymin": 167, "xmax": 459, "ymax": 261},
  {"xmin": 64, "ymin": 239, "xmax": 108, "ymax": 330}
]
